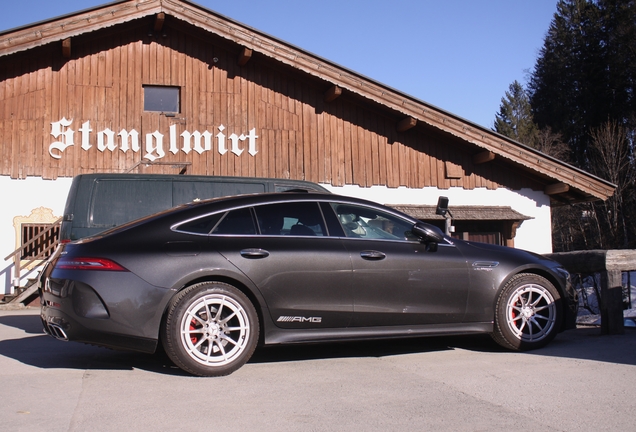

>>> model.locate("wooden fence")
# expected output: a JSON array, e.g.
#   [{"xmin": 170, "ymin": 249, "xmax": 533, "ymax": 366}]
[{"xmin": 546, "ymin": 250, "xmax": 636, "ymax": 335}]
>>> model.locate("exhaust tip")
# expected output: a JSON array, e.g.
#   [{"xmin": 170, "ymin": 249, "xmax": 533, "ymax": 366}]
[{"xmin": 44, "ymin": 322, "xmax": 69, "ymax": 341}]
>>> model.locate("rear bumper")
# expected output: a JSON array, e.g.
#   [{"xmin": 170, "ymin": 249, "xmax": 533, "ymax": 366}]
[
  {"xmin": 40, "ymin": 303, "xmax": 158, "ymax": 353},
  {"xmin": 39, "ymin": 265, "xmax": 175, "ymax": 353}
]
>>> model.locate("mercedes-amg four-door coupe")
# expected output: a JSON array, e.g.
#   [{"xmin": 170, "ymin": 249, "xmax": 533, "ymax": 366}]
[{"xmin": 40, "ymin": 192, "xmax": 576, "ymax": 376}]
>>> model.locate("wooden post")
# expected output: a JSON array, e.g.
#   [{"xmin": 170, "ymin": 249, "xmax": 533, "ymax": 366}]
[{"xmin": 599, "ymin": 270, "xmax": 625, "ymax": 335}]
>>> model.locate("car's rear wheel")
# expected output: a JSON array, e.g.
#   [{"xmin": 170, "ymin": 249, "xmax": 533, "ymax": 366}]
[
  {"xmin": 162, "ymin": 282, "xmax": 259, "ymax": 376},
  {"xmin": 491, "ymin": 273, "xmax": 562, "ymax": 351}
]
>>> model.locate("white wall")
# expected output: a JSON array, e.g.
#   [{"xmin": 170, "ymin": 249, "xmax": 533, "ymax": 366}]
[
  {"xmin": 1, "ymin": 176, "xmax": 73, "ymax": 294},
  {"xmin": 323, "ymin": 184, "xmax": 553, "ymax": 254}
]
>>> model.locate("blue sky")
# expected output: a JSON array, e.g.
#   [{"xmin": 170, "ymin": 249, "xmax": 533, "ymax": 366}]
[{"xmin": 0, "ymin": 1, "xmax": 558, "ymax": 129}]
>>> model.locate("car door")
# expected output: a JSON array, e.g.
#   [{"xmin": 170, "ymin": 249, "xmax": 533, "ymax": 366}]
[
  {"xmin": 329, "ymin": 203, "xmax": 470, "ymax": 326},
  {"xmin": 211, "ymin": 202, "xmax": 353, "ymax": 329}
]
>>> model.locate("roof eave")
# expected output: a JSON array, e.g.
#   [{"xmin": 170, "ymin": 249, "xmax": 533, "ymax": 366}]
[{"xmin": 0, "ymin": 0, "xmax": 160, "ymax": 56}]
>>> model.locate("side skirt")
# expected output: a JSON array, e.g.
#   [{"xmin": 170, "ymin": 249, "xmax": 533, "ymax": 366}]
[{"xmin": 263, "ymin": 322, "xmax": 494, "ymax": 345}]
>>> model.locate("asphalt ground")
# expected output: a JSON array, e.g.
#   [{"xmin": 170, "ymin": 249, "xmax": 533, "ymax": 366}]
[{"xmin": 1, "ymin": 307, "xmax": 635, "ymax": 432}]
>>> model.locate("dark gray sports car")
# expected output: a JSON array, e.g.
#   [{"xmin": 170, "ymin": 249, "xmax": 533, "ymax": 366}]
[{"xmin": 40, "ymin": 192, "xmax": 576, "ymax": 376}]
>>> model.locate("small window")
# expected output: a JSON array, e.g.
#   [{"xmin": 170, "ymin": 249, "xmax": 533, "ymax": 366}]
[
  {"xmin": 144, "ymin": 85, "xmax": 180, "ymax": 113},
  {"xmin": 21, "ymin": 223, "xmax": 60, "ymax": 259},
  {"xmin": 175, "ymin": 213, "xmax": 225, "ymax": 235}
]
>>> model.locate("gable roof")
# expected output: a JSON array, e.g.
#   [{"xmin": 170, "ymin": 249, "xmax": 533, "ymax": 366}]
[{"xmin": 0, "ymin": 0, "xmax": 616, "ymax": 203}]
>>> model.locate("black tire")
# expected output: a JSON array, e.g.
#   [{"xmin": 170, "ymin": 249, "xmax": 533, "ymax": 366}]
[
  {"xmin": 491, "ymin": 273, "xmax": 562, "ymax": 351},
  {"xmin": 161, "ymin": 282, "xmax": 259, "ymax": 376}
]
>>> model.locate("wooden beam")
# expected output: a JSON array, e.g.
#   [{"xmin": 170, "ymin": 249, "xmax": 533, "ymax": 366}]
[
  {"xmin": 503, "ymin": 220, "xmax": 522, "ymax": 240},
  {"xmin": 473, "ymin": 151, "xmax": 495, "ymax": 164},
  {"xmin": 61, "ymin": 38, "xmax": 71, "ymax": 58},
  {"xmin": 154, "ymin": 12, "xmax": 165, "ymax": 32},
  {"xmin": 324, "ymin": 85, "xmax": 342, "ymax": 102},
  {"xmin": 238, "ymin": 47, "xmax": 252, "ymax": 66},
  {"xmin": 396, "ymin": 117, "xmax": 417, "ymax": 132},
  {"xmin": 444, "ymin": 161, "xmax": 463, "ymax": 179},
  {"xmin": 544, "ymin": 182, "xmax": 570, "ymax": 195},
  {"xmin": 504, "ymin": 220, "xmax": 523, "ymax": 248}
]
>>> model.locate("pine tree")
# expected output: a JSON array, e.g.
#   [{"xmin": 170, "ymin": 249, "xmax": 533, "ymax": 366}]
[
  {"xmin": 599, "ymin": 0, "xmax": 636, "ymax": 128},
  {"xmin": 525, "ymin": 0, "xmax": 636, "ymax": 250},
  {"xmin": 528, "ymin": 0, "xmax": 605, "ymax": 168},
  {"xmin": 493, "ymin": 81, "xmax": 538, "ymax": 146},
  {"xmin": 494, "ymin": 81, "xmax": 569, "ymax": 160}
]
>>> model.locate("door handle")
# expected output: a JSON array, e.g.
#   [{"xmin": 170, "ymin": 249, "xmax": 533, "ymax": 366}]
[
  {"xmin": 360, "ymin": 250, "xmax": 386, "ymax": 260},
  {"xmin": 240, "ymin": 248, "xmax": 270, "ymax": 259}
]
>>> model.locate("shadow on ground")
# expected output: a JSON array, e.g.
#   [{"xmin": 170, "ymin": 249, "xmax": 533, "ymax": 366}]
[{"xmin": 1, "ymin": 312, "xmax": 634, "ymax": 376}]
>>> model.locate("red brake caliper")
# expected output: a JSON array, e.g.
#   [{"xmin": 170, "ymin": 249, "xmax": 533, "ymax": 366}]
[
  {"xmin": 190, "ymin": 319, "xmax": 199, "ymax": 344},
  {"xmin": 511, "ymin": 296, "xmax": 519, "ymax": 321}
]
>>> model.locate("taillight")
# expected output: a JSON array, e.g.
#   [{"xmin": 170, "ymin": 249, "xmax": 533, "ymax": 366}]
[{"xmin": 55, "ymin": 257, "xmax": 128, "ymax": 271}]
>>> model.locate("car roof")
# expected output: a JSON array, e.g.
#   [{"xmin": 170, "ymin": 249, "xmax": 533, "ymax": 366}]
[{"xmin": 118, "ymin": 191, "xmax": 411, "ymax": 229}]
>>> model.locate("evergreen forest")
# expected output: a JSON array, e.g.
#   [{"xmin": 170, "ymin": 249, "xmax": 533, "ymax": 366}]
[{"xmin": 494, "ymin": 0, "xmax": 636, "ymax": 251}]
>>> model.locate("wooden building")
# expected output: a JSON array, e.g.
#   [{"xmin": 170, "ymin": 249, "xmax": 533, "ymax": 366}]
[{"xmin": 0, "ymin": 0, "xmax": 615, "ymax": 295}]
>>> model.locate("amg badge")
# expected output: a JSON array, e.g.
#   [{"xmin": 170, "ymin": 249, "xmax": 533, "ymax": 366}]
[{"xmin": 277, "ymin": 316, "xmax": 322, "ymax": 323}]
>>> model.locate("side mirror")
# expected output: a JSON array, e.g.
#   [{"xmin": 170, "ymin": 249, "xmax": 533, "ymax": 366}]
[{"xmin": 412, "ymin": 222, "xmax": 445, "ymax": 245}]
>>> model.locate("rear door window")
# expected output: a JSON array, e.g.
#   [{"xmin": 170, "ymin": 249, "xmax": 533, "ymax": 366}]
[
  {"xmin": 211, "ymin": 208, "xmax": 256, "ymax": 235},
  {"xmin": 254, "ymin": 202, "xmax": 326, "ymax": 236}
]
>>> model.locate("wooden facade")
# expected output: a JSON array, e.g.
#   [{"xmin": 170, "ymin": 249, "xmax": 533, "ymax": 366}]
[{"xmin": 0, "ymin": 0, "xmax": 616, "ymax": 205}]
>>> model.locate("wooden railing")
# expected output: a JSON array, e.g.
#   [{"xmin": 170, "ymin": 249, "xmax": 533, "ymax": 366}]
[
  {"xmin": 3, "ymin": 217, "xmax": 62, "ymax": 288},
  {"xmin": 546, "ymin": 250, "xmax": 636, "ymax": 335}
]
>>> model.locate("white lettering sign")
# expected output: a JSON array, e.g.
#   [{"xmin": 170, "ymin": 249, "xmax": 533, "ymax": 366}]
[
  {"xmin": 49, "ymin": 119, "xmax": 258, "ymax": 160},
  {"xmin": 49, "ymin": 117, "xmax": 74, "ymax": 159}
]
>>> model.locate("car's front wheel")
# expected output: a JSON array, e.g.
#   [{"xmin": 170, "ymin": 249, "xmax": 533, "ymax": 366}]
[
  {"xmin": 162, "ymin": 282, "xmax": 259, "ymax": 376},
  {"xmin": 491, "ymin": 273, "xmax": 562, "ymax": 351}
]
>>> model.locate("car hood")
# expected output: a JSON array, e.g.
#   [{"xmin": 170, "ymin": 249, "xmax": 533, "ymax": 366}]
[{"xmin": 451, "ymin": 239, "xmax": 559, "ymax": 268}]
